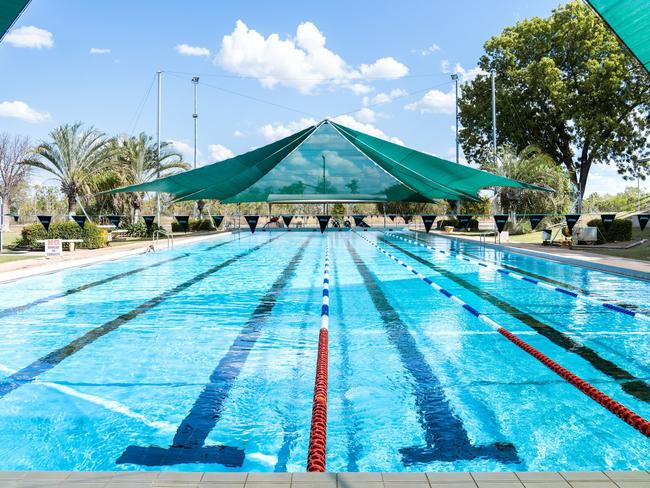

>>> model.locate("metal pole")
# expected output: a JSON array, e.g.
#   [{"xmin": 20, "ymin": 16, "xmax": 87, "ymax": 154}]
[
  {"xmin": 451, "ymin": 73, "xmax": 460, "ymax": 215},
  {"xmin": 156, "ymin": 70, "xmax": 162, "ymax": 226},
  {"xmin": 0, "ymin": 195, "xmax": 4, "ymax": 255},
  {"xmin": 192, "ymin": 76, "xmax": 199, "ymax": 220},
  {"xmin": 491, "ymin": 70, "xmax": 498, "ymax": 215}
]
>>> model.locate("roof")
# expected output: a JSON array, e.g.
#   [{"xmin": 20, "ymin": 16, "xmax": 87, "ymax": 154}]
[
  {"xmin": 109, "ymin": 120, "xmax": 550, "ymax": 203},
  {"xmin": 0, "ymin": 0, "xmax": 30, "ymax": 42},
  {"xmin": 586, "ymin": 0, "xmax": 650, "ymax": 74}
]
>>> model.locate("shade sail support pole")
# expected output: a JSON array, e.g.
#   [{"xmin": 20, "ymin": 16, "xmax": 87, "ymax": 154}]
[
  {"xmin": 156, "ymin": 70, "xmax": 162, "ymax": 225},
  {"xmin": 491, "ymin": 70, "xmax": 498, "ymax": 216}
]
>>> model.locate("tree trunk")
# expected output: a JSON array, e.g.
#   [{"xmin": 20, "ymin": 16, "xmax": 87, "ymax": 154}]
[{"xmin": 67, "ymin": 192, "xmax": 77, "ymax": 214}]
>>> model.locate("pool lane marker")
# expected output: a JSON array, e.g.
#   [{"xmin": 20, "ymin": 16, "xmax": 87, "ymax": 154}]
[
  {"xmin": 117, "ymin": 236, "xmax": 312, "ymax": 468},
  {"xmin": 346, "ymin": 241, "xmax": 520, "ymax": 465},
  {"xmin": 0, "ymin": 234, "xmax": 283, "ymax": 400},
  {"xmin": 356, "ymin": 232, "xmax": 650, "ymax": 437},
  {"xmin": 307, "ymin": 247, "xmax": 330, "ymax": 472},
  {"xmin": 0, "ymin": 233, "xmax": 254, "ymax": 319},
  {"xmin": 387, "ymin": 232, "xmax": 650, "ymax": 322}
]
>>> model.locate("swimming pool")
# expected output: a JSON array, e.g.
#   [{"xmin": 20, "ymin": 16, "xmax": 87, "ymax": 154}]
[{"xmin": 0, "ymin": 230, "xmax": 647, "ymax": 472}]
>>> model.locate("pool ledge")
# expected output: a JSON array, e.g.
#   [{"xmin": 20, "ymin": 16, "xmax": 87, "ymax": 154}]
[
  {"xmin": 0, "ymin": 470, "xmax": 647, "ymax": 487},
  {"xmin": 416, "ymin": 230, "xmax": 650, "ymax": 281},
  {"xmin": 0, "ymin": 231, "xmax": 232, "ymax": 284}
]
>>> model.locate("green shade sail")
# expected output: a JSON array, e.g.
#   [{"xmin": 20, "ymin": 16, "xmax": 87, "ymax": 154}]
[
  {"xmin": 109, "ymin": 120, "xmax": 550, "ymax": 203},
  {"xmin": 0, "ymin": 0, "xmax": 30, "ymax": 41},
  {"xmin": 586, "ymin": 0, "xmax": 650, "ymax": 74}
]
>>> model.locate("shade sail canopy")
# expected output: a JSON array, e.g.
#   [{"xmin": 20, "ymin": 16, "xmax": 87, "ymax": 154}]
[
  {"xmin": 0, "ymin": 0, "xmax": 30, "ymax": 41},
  {"xmin": 586, "ymin": 0, "xmax": 650, "ymax": 74},
  {"xmin": 109, "ymin": 120, "xmax": 549, "ymax": 202}
]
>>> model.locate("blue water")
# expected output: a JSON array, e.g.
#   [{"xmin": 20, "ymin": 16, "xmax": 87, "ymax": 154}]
[{"xmin": 0, "ymin": 230, "xmax": 647, "ymax": 472}]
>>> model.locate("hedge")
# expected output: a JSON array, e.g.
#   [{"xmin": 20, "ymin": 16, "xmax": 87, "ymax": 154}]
[
  {"xmin": 171, "ymin": 218, "xmax": 215, "ymax": 233},
  {"xmin": 17, "ymin": 221, "xmax": 107, "ymax": 250},
  {"xmin": 435, "ymin": 218, "xmax": 479, "ymax": 231},
  {"xmin": 124, "ymin": 221, "xmax": 162, "ymax": 238},
  {"xmin": 586, "ymin": 218, "xmax": 632, "ymax": 243}
]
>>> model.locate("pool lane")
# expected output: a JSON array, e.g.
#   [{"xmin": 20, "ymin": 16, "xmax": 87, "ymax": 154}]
[
  {"xmin": 378, "ymin": 236, "xmax": 650, "ymax": 403},
  {"xmin": 0, "ymin": 234, "xmax": 282, "ymax": 399}
]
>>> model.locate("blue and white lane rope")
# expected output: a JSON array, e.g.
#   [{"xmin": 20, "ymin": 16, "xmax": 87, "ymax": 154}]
[
  {"xmin": 355, "ymin": 232, "xmax": 650, "ymax": 437},
  {"xmin": 307, "ymin": 246, "xmax": 330, "ymax": 472},
  {"xmin": 386, "ymin": 231, "xmax": 650, "ymax": 322}
]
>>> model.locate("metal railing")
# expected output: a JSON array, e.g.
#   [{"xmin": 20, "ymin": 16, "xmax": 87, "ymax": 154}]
[{"xmin": 153, "ymin": 229, "xmax": 174, "ymax": 249}]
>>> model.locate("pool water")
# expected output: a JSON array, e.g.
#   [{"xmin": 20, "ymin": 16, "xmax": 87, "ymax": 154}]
[{"xmin": 0, "ymin": 230, "xmax": 647, "ymax": 472}]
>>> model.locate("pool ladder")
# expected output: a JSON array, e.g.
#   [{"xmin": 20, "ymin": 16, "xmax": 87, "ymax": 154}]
[{"xmin": 153, "ymin": 229, "xmax": 174, "ymax": 250}]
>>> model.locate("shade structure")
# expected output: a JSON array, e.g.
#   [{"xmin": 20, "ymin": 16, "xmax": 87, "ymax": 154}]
[
  {"xmin": 109, "ymin": 120, "xmax": 549, "ymax": 203},
  {"xmin": 0, "ymin": 0, "xmax": 30, "ymax": 41},
  {"xmin": 586, "ymin": 0, "xmax": 650, "ymax": 74}
]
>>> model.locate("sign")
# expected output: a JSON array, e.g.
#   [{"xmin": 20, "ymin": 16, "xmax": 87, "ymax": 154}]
[
  {"xmin": 45, "ymin": 239, "xmax": 62, "ymax": 257},
  {"xmin": 72, "ymin": 215, "xmax": 87, "ymax": 229},
  {"xmin": 317, "ymin": 215, "xmax": 331, "ymax": 233},
  {"xmin": 422, "ymin": 215, "xmax": 436, "ymax": 233},
  {"xmin": 107, "ymin": 215, "xmax": 121, "ymax": 228},
  {"xmin": 212, "ymin": 215, "xmax": 224, "ymax": 228},
  {"xmin": 175, "ymin": 215, "xmax": 190, "ymax": 233},
  {"xmin": 402, "ymin": 215, "xmax": 412, "ymax": 224},
  {"xmin": 388, "ymin": 214, "xmax": 396, "ymax": 222},
  {"xmin": 600, "ymin": 214, "xmax": 616, "ymax": 231},
  {"xmin": 12, "ymin": 215, "xmax": 18, "ymax": 223},
  {"xmin": 142, "ymin": 215, "xmax": 155, "ymax": 233},
  {"xmin": 352, "ymin": 215, "xmax": 366, "ymax": 227},
  {"xmin": 494, "ymin": 215, "xmax": 509, "ymax": 233},
  {"xmin": 37, "ymin": 215, "xmax": 52, "ymax": 232},
  {"xmin": 565, "ymin": 214, "xmax": 580, "ymax": 233},
  {"xmin": 245, "ymin": 215, "xmax": 259, "ymax": 233},
  {"xmin": 281, "ymin": 215, "xmax": 293, "ymax": 227},
  {"xmin": 529, "ymin": 214, "xmax": 544, "ymax": 230},
  {"xmin": 638, "ymin": 214, "xmax": 650, "ymax": 231},
  {"xmin": 457, "ymin": 215, "xmax": 472, "ymax": 229}
]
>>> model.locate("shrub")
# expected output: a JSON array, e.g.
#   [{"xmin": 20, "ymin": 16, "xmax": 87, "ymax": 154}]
[
  {"xmin": 124, "ymin": 221, "xmax": 161, "ymax": 238},
  {"xmin": 587, "ymin": 218, "xmax": 632, "ymax": 243},
  {"xmin": 17, "ymin": 221, "xmax": 107, "ymax": 250},
  {"xmin": 435, "ymin": 218, "xmax": 479, "ymax": 231},
  {"xmin": 171, "ymin": 218, "xmax": 215, "ymax": 233}
]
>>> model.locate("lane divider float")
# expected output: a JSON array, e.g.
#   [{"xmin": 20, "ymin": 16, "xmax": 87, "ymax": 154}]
[
  {"xmin": 307, "ymin": 247, "xmax": 330, "ymax": 472},
  {"xmin": 386, "ymin": 231, "xmax": 650, "ymax": 322},
  {"xmin": 356, "ymin": 232, "xmax": 650, "ymax": 437}
]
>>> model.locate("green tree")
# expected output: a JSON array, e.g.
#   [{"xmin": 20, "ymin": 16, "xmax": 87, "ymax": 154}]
[
  {"xmin": 0, "ymin": 133, "xmax": 35, "ymax": 227},
  {"xmin": 117, "ymin": 133, "xmax": 187, "ymax": 221},
  {"xmin": 458, "ymin": 0, "xmax": 650, "ymax": 211},
  {"xmin": 482, "ymin": 145, "xmax": 572, "ymax": 215},
  {"xmin": 25, "ymin": 123, "xmax": 117, "ymax": 213}
]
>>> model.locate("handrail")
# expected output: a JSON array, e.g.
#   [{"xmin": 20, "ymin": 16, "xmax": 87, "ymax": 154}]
[{"xmin": 153, "ymin": 229, "xmax": 174, "ymax": 249}]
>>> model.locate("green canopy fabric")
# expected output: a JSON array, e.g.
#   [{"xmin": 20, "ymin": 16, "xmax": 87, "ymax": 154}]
[
  {"xmin": 0, "ymin": 0, "xmax": 30, "ymax": 41},
  {"xmin": 586, "ymin": 0, "xmax": 650, "ymax": 74},
  {"xmin": 110, "ymin": 120, "xmax": 549, "ymax": 203}
]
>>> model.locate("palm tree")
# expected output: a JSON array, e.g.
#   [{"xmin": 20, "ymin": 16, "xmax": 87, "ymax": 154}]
[
  {"xmin": 118, "ymin": 133, "xmax": 188, "ymax": 221},
  {"xmin": 482, "ymin": 145, "xmax": 571, "ymax": 217},
  {"xmin": 25, "ymin": 123, "xmax": 117, "ymax": 213}
]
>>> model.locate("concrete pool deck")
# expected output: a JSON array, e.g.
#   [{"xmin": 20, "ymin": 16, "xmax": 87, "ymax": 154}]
[{"xmin": 0, "ymin": 471, "xmax": 648, "ymax": 488}]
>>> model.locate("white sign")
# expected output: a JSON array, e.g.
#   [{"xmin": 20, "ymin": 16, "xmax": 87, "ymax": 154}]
[{"xmin": 45, "ymin": 239, "xmax": 63, "ymax": 257}]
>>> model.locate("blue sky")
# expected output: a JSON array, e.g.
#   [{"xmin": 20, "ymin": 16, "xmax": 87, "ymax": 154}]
[{"xmin": 0, "ymin": 0, "xmax": 643, "ymax": 196}]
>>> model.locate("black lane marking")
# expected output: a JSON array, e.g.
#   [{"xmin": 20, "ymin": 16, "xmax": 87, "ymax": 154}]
[
  {"xmin": 0, "ymin": 234, "xmax": 251, "ymax": 319},
  {"xmin": 381, "ymin": 237, "xmax": 650, "ymax": 403},
  {"xmin": 346, "ymin": 241, "xmax": 520, "ymax": 466},
  {"xmin": 117, "ymin": 237, "xmax": 312, "ymax": 467},
  {"xmin": 0, "ymin": 235, "xmax": 282, "ymax": 400}
]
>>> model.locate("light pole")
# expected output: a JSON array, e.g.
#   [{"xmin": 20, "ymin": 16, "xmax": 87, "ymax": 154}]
[
  {"xmin": 156, "ymin": 70, "xmax": 162, "ymax": 225},
  {"xmin": 451, "ymin": 73, "xmax": 460, "ymax": 215},
  {"xmin": 192, "ymin": 76, "xmax": 199, "ymax": 170},
  {"xmin": 491, "ymin": 70, "xmax": 498, "ymax": 215}
]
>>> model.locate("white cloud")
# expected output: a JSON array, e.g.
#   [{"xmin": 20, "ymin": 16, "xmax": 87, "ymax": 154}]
[
  {"xmin": 453, "ymin": 62, "xmax": 487, "ymax": 83},
  {"xmin": 419, "ymin": 43, "xmax": 441, "ymax": 56},
  {"xmin": 330, "ymin": 115, "xmax": 404, "ymax": 145},
  {"xmin": 233, "ymin": 130, "xmax": 244, "ymax": 137},
  {"xmin": 216, "ymin": 20, "xmax": 409, "ymax": 94},
  {"xmin": 359, "ymin": 57, "xmax": 408, "ymax": 79},
  {"xmin": 260, "ymin": 117, "xmax": 318, "ymax": 141},
  {"xmin": 0, "ymin": 101, "xmax": 50, "ymax": 123},
  {"xmin": 89, "ymin": 47, "xmax": 110, "ymax": 54},
  {"xmin": 405, "ymin": 89, "xmax": 455, "ymax": 115},
  {"xmin": 354, "ymin": 107, "xmax": 376, "ymax": 124},
  {"xmin": 584, "ymin": 164, "xmax": 650, "ymax": 197},
  {"xmin": 167, "ymin": 139, "xmax": 196, "ymax": 161},
  {"xmin": 4, "ymin": 26, "xmax": 53, "ymax": 49},
  {"xmin": 208, "ymin": 144, "xmax": 234, "ymax": 162},
  {"xmin": 441, "ymin": 60, "xmax": 451, "ymax": 73},
  {"xmin": 175, "ymin": 43, "xmax": 211, "ymax": 57},
  {"xmin": 364, "ymin": 89, "xmax": 407, "ymax": 106}
]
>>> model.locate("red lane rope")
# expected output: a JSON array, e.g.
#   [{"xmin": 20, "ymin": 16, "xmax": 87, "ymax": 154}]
[{"xmin": 307, "ymin": 248, "xmax": 330, "ymax": 472}]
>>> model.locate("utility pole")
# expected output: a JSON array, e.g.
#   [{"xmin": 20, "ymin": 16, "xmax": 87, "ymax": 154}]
[
  {"xmin": 491, "ymin": 70, "xmax": 498, "ymax": 215},
  {"xmin": 156, "ymin": 70, "xmax": 162, "ymax": 226}
]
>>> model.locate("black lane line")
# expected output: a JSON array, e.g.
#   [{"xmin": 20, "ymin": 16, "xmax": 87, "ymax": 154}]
[
  {"xmin": 0, "ymin": 234, "xmax": 282, "ymax": 400},
  {"xmin": 0, "ymin": 234, "xmax": 251, "ymax": 319},
  {"xmin": 380, "ymin": 237, "xmax": 650, "ymax": 403},
  {"xmin": 346, "ymin": 241, "xmax": 520, "ymax": 466},
  {"xmin": 117, "ymin": 237, "xmax": 312, "ymax": 468}
]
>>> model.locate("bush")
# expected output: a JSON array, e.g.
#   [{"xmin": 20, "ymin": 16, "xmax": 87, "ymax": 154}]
[
  {"xmin": 17, "ymin": 221, "xmax": 108, "ymax": 250},
  {"xmin": 435, "ymin": 218, "xmax": 479, "ymax": 231},
  {"xmin": 123, "ymin": 221, "xmax": 161, "ymax": 238},
  {"xmin": 171, "ymin": 218, "xmax": 215, "ymax": 233},
  {"xmin": 587, "ymin": 218, "xmax": 632, "ymax": 243}
]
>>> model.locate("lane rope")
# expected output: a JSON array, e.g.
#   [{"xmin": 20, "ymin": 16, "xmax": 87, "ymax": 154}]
[
  {"xmin": 386, "ymin": 231, "xmax": 650, "ymax": 322},
  {"xmin": 356, "ymin": 232, "xmax": 650, "ymax": 437},
  {"xmin": 307, "ymin": 246, "xmax": 330, "ymax": 471}
]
